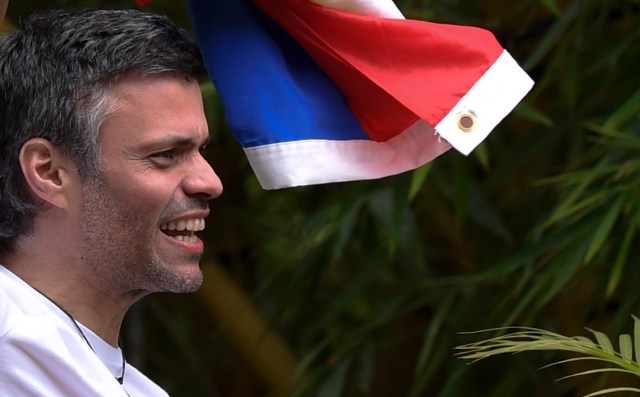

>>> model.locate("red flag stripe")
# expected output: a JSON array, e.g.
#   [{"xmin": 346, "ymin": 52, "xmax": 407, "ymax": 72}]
[{"xmin": 254, "ymin": 0, "xmax": 504, "ymax": 142}]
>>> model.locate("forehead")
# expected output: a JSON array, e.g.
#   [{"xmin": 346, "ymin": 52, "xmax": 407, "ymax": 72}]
[{"xmin": 99, "ymin": 74, "xmax": 208, "ymax": 147}]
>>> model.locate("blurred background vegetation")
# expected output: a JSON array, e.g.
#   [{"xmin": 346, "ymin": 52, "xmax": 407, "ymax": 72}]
[{"xmin": 4, "ymin": 0, "xmax": 640, "ymax": 396}]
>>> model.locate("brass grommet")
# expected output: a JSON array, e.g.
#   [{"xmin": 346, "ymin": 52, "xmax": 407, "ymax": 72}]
[{"xmin": 457, "ymin": 113, "xmax": 476, "ymax": 133}]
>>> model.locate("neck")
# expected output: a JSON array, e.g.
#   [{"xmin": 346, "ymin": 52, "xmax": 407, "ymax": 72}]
[
  {"xmin": 2, "ymin": 242, "xmax": 141, "ymax": 347},
  {"xmin": 26, "ymin": 282, "xmax": 128, "ymax": 385}
]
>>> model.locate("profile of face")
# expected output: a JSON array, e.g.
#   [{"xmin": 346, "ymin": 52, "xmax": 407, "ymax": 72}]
[{"xmin": 80, "ymin": 75, "xmax": 223, "ymax": 295}]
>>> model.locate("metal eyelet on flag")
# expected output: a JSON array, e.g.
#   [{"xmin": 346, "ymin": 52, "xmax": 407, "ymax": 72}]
[{"xmin": 457, "ymin": 113, "xmax": 476, "ymax": 133}]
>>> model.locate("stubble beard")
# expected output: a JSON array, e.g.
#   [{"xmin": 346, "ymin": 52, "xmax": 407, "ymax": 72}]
[{"xmin": 79, "ymin": 176, "xmax": 204, "ymax": 297}]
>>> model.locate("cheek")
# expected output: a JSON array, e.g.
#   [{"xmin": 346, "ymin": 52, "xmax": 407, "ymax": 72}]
[
  {"xmin": 99, "ymin": 159, "xmax": 184, "ymax": 220},
  {"xmin": 110, "ymin": 174, "xmax": 177, "ymax": 218}
]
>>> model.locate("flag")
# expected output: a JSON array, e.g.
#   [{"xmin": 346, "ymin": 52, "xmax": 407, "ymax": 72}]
[{"xmin": 188, "ymin": 0, "xmax": 534, "ymax": 190}]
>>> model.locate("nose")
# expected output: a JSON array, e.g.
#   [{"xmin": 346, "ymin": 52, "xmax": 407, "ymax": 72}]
[{"xmin": 183, "ymin": 154, "xmax": 223, "ymax": 200}]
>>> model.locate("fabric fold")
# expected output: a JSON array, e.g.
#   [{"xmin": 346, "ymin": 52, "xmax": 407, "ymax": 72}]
[{"xmin": 189, "ymin": 0, "xmax": 534, "ymax": 189}]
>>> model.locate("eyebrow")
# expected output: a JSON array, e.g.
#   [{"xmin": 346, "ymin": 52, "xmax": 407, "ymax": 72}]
[{"xmin": 138, "ymin": 133, "xmax": 211, "ymax": 151}]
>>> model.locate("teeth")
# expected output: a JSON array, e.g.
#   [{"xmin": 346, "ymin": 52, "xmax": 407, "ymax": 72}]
[
  {"xmin": 160, "ymin": 218, "xmax": 206, "ymax": 233},
  {"xmin": 171, "ymin": 234, "xmax": 199, "ymax": 243}
]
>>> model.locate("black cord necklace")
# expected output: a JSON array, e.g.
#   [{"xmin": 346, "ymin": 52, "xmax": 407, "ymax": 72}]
[{"xmin": 31, "ymin": 287, "xmax": 127, "ymax": 385}]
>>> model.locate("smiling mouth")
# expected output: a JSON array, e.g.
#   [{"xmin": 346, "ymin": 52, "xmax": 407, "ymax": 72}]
[{"xmin": 160, "ymin": 218, "xmax": 206, "ymax": 243}]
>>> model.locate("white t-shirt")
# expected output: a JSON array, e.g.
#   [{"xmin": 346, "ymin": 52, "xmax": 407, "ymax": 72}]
[{"xmin": 0, "ymin": 264, "xmax": 170, "ymax": 396}]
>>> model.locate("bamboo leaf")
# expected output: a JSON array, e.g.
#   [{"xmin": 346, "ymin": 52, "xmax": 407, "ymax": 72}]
[
  {"xmin": 574, "ymin": 336, "xmax": 596, "ymax": 344},
  {"xmin": 536, "ymin": 0, "xmax": 561, "ymax": 16},
  {"xmin": 584, "ymin": 196, "xmax": 625, "ymax": 263},
  {"xmin": 199, "ymin": 80, "xmax": 216, "ymax": 97},
  {"xmin": 619, "ymin": 334, "xmax": 633, "ymax": 363},
  {"xmin": 583, "ymin": 387, "xmax": 640, "ymax": 397},
  {"xmin": 523, "ymin": 0, "xmax": 584, "ymax": 70},
  {"xmin": 514, "ymin": 101, "xmax": 554, "ymax": 127},
  {"xmin": 584, "ymin": 121, "xmax": 640, "ymax": 150},
  {"xmin": 317, "ymin": 359, "xmax": 351, "ymax": 397},
  {"xmin": 634, "ymin": 315, "xmax": 640, "ymax": 364},
  {"xmin": 540, "ymin": 169, "xmax": 610, "ymax": 231},
  {"xmin": 557, "ymin": 367, "xmax": 638, "ymax": 382},
  {"xmin": 415, "ymin": 293, "xmax": 455, "ymax": 376},
  {"xmin": 604, "ymin": 89, "xmax": 640, "ymax": 131},
  {"xmin": 331, "ymin": 196, "xmax": 365, "ymax": 261},
  {"xmin": 586, "ymin": 328, "xmax": 615, "ymax": 355},
  {"xmin": 536, "ymin": 230, "xmax": 592, "ymax": 310},
  {"xmin": 550, "ymin": 190, "xmax": 608, "ymax": 226},
  {"xmin": 474, "ymin": 143, "xmax": 489, "ymax": 171},
  {"xmin": 408, "ymin": 162, "xmax": 432, "ymax": 202},
  {"xmin": 606, "ymin": 219, "xmax": 637, "ymax": 297},
  {"xmin": 355, "ymin": 346, "xmax": 374, "ymax": 393},
  {"xmin": 541, "ymin": 356, "xmax": 623, "ymax": 369},
  {"xmin": 458, "ymin": 322, "xmax": 640, "ymax": 378}
]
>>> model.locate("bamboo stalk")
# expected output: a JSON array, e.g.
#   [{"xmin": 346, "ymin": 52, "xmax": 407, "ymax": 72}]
[
  {"xmin": 0, "ymin": 0, "xmax": 8, "ymax": 25},
  {"xmin": 197, "ymin": 262, "xmax": 304, "ymax": 397}
]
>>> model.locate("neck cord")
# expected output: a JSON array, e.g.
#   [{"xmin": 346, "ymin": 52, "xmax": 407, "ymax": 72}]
[{"xmin": 31, "ymin": 287, "xmax": 127, "ymax": 385}]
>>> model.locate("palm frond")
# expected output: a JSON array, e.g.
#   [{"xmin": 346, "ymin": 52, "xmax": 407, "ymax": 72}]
[{"xmin": 457, "ymin": 316, "xmax": 640, "ymax": 395}]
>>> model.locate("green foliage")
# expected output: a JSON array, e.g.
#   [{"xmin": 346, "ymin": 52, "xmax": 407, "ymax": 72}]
[
  {"xmin": 457, "ymin": 316, "xmax": 640, "ymax": 396},
  {"xmin": 5, "ymin": 0, "xmax": 640, "ymax": 396},
  {"xmin": 236, "ymin": 1, "xmax": 640, "ymax": 396}
]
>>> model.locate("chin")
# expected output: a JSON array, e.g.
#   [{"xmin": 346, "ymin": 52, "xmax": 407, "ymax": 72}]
[
  {"xmin": 171, "ymin": 267, "xmax": 204, "ymax": 293},
  {"xmin": 145, "ymin": 261, "xmax": 204, "ymax": 293}
]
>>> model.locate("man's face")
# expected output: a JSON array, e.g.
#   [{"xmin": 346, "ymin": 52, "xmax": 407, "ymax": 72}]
[{"xmin": 80, "ymin": 75, "xmax": 222, "ymax": 295}]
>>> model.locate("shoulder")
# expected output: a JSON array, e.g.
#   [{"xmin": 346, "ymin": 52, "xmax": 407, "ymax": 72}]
[
  {"xmin": 0, "ymin": 311, "xmax": 130, "ymax": 396},
  {"xmin": 0, "ymin": 266, "xmax": 22, "ymax": 337},
  {"xmin": 0, "ymin": 265, "xmax": 129, "ymax": 396},
  {"xmin": 123, "ymin": 364, "xmax": 171, "ymax": 397}
]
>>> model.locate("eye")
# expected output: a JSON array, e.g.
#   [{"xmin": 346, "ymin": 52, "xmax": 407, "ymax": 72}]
[
  {"xmin": 199, "ymin": 142, "xmax": 210, "ymax": 156},
  {"xmin": 153, "ymin": 150, "xmax": 176, "ymax": 159},
  {"xmin": 149, "ymin": 149, "xmax": 177, "ymax": 166}
]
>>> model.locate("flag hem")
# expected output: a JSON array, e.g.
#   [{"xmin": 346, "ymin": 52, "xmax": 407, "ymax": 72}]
[
  {"xmin": 245, "ymin": 119, "xmax": 451, "ymax": 189},
  {"xmin": 435, "ymin": 50, "xmax": 535, "ymax": 155}
]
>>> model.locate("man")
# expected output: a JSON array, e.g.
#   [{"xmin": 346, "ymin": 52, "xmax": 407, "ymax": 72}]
[{"xmin": 0, "ymin": 8, "xmax": 222, "ymax": 396}]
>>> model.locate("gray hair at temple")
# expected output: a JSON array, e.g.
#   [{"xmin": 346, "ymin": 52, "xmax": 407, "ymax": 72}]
[{"xmin": 0, "ymin": 8, "xmax": 207, "ymax": 255}]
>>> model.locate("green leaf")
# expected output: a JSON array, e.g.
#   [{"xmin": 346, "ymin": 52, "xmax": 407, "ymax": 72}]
[
  {"xmin": 514, "ymin": 102, "xmax": 554, "ymax": 127},
  {"xmin": 634, "ymin": 315, "xmax": 640, "ymax": 365},
  {"xmin": 539, "ymin": 158, "xmax": 614, "ymax": 231},
  {"xmin": 524, "ymin": 0, "xmax": 584, "ymax": 70},
  {"xmin": 583, "ymin": 387, "xmax": 640, "ymax": 397},
  {"xmin": 585, "ymin": 328, "xmax": 614, "ymax": 355},
  {"xmin": 536, "ymin": 0, "xmax": 561, "ymax": 16},
  {"xmin": 535, "ymin": 230, "xmax": 592, "ymax": 310},
  {"xmin": 458, "ymin": 321, "xmax": 640, "ymax": 392},
  {"xmin": 317, "ymin": 359, "xmax": 351, "ymax": 397},
  {"xmin": 390, "ymin": 175, "xmax": 413, "ymax": 255},
  {"xmin": 474, "ymin": 143, "xmax": 489, "ymax": 171},
  {"xmin": 355, "ymin": 346, "xmax": 375, "ymax": 393},
  {"xmin": 606, "ymin": 223, "xmax": 636, "ymax": 297},
  {"xmin": 415, "ymin": 293, "xmax": 455, "ymax": 376},
  {"xmin": 557, "ymin": 367, "xmax": 638, "ymax": 381},
  {"xmin": 331, "ymin": 198, "xmax": 365, "ymax": 261},
  {"xmin": 584, "ymin": 196, "xmax": 625, "ymax": 263},
  {"xmin": 199, "ymin": 80, "xmax": 216, "ymax": 97},
  {"xmin": 619, "ymin": 334, "xmax": 633, "ymax": 363},
  {"xmin": 604, "ymin": 89, "xmax": 640, "ymax": 131},
  {"xmin": 408, "ymin": 162, "xmax": 432, "ymax": 202}
]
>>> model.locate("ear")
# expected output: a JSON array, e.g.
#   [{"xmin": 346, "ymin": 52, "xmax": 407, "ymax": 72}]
[{"xmin": 19, "ymin": 138, "xmax": 80, "ymax": 210}]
